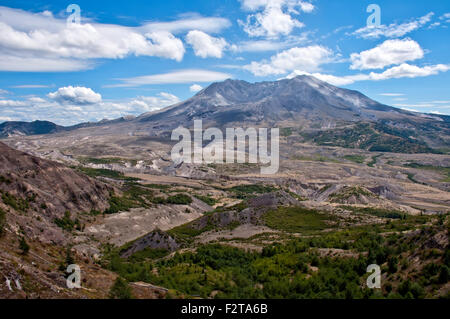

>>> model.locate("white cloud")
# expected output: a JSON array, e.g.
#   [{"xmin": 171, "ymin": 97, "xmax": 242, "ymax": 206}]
[
  {"xmin": 353, "ymin": 13, "xmax": 434, "ymax": 39},
  {"xmin": 10, "ymin": 85, "xmax": 52, "ymax": 89},
  {"xmin": 233, "ymin": 33, "xmax": 310, "ymax": 52},
  {"xmin": 139, "ymin": 15, "xmax": 231, "ymax": 34},
  {"xmin": 238, "ymin": 0, "xmax": 314, "ymax": 38},
  {"xmin": 28, "ymin": 97, "xmax": 47, "ymax": 103},
  {"xmin": 0, "ymin": 19, "xmax": 185, "ymax": 62},
  {"xmin": 186, "ymin": 31, "xmax": 228, "ymax": 58},
  {"xmin": 190, "ymin": 84, "xmax": 203, "ymax": 92},
  {"xmin": 429, "ymin": 22, "xmax": 441, "ymax": 29},
  {"xmin": 0, "ymin": 91, "xmax": 182, "ymax": 125},
  {"xmin": 431, "ymin": 100, "xmax": 450, "ymax": 104},
  {"xmin": 369, "ymin": 63, "xmax": 450, "ymax": 80},
  {"xmin": 0, "ymin": 7, "xmax": 235, "ymax": 71},
  {"xmin": 350, "ymin": 39, "xmax": 424, "ymax": 70},
  {"xmin": 244, "ymin": 45, "xmax": 333, "ymax": 76},
  {"xmin": 379, "ymin": 93, "xmax": 405, "ymax": 97},
  {"xmin": 286, "ymin": 70, "xmax": 367, "ymax": 86},
  {"xmin": 286, "ymin": 63, "xmax": 450, "ymax": 86},
  {"xmin": 128, "ymin": 93, "xmax": 180, "ymax": 112},
  {"xmin": 0, "ymin": 116, "xmax": 12, "ymax": 122},
  {"xmin": 110, "ymin": 69, "xmax": 231, "ymax": 87},
  {"xmin": 0, "ymin": 89, "xmax": 9, "ymax": 96},
  {"xmin": 48, "ymin": 86, "xmax": 102, "ymax": 105},
  {"xmin": 0, "ymin": 55, "xmax": 93, "ymax": 72},
  {"xmin": 440, "ymin": 13, "xmax": 450, "ymax": 22},
  {"xmin": 0, "ymin": 100, "xmax": 28, "ymax": 107}
]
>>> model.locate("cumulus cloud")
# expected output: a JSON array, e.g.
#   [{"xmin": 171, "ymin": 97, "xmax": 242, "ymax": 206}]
[
  {"xmin": 48, "ymin": 86, "xmax": 102, "ymax": 105},
  {"xmin": 0, "ymin": 18, "xmax": 185, "ymax": 62},
  {"xmin": 238, "ymin": 0, "xmax": 314, "ymax": 38},
  {"xmin": 0, "ymin": 6, "xmax": 232, "ymax": 71},
  {"xmin": 186, "ymin": 31, "xmax": 228, "ymax": 58},
  {"xmin": 286, "ymin": 63, "xmax": 450, "ymax": 86},
  {"xmin": 353, "ymin": 13, "xmax": 434, "ymax": 39},
  {"xmin": 350, "ymin": 39, "xmax": 424, "ymax": 70},
  {"xmin": 109, "ymin": 69, "xmax": 231, "ymax": 87},
  {"xmin": 190, "ymin": 84, "xmax": 203, "ymax": 92},
  {"xmin": 244, "ymin": 45, "xmax": 334, "ymax": 76},
  {"xmin": 368, "ymin": 63, "xmax": 450, "ymax": 81}
]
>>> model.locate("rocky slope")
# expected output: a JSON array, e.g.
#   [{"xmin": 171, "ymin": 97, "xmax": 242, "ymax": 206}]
[{"xmin": 0, "ymin": 142, "xmax": 116, "ymax": 298}]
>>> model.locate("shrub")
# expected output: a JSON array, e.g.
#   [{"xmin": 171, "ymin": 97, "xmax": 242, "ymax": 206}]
[
  {"xmin": 109, "ymin": 277, "xmax": 133, "ymax": 299},
  {"xmin": 438, "ymin": 266, "xmax": 449, "ymax": 284},
  {"xmin": 105, "ymin": 196, "xmax": 137, "ymax": 214},
  {"xmin": 0, "ymin": 175, "xmax": 12, "ymax": 184},
  {"xmin": 0, "ymin": 208, "xmax": 6, "ymax": 236},
  {"xmin": 19, "ymin": 237, "xmax": 30, "ymax": 255},
  {"xmin": 166, "ymin": 194, "xmax": 192, "ymax": 205},
  {"xmin": 388, "ymin": 256, "xmax": 398, "ymax": 273},
  {"xmin": 264, "ymin": 207, "xmax": 331, "ymax": 233},
  {"xmin": 54, "ymin": 211, "xmax": 76, "ymax": 231},
  {"xmin": 228, "ymin": 184, "xmax": 277, "ymax": 199},
  {"xmin": 1, "ymin": 192, "xmax": 29, "ymax": 212},
  {"xmin": 194, "ymin": 195, "xmax": 217, "ymax": 206}
]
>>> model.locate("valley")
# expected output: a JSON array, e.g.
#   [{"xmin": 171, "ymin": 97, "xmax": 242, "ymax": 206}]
[{"xmin": 0, "ymin": 76, "xmax": 449, "ymax": 299}]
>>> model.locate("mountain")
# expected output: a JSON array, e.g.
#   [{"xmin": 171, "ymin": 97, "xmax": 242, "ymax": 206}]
[
  {"xmin": 0, "ymin": 117, "xmax": 137, "ymax": 138},
  {"xmin": 0, "ymin": 120, "xmax": 64, "ymax": 138},
  {"xmin": 129, "ymin": 75, "xmax": 448, "ymax": 151},
  {"xmin": 1, "ymin": 76, "xmax": 448, "ymax": 152},
  {"xmin": 137, "ymin": 75, "xmax": 446, "ymax": 129}
]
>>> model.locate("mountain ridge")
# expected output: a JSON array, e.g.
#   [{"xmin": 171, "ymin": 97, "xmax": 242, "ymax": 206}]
[{"xmin": 1, "ymin": 75, "xmax": 449, "ymax": 151}]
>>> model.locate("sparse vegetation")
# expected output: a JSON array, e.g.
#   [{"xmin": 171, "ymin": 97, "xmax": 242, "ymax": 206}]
[
  {"xmin": 0, "ymin": 207, "xmax": 6, "ymax": 236},
  {"xmin": 1, "ymin": 191, "xmax": 29, "ymax": 212},
  {"xmin": 303, "ymin": 123, "xmax": 435, "ymax": 154},
  {"xmin": 291, "ymin": 155, "xmax": 340, "ymax": 163},
  {"xmin": 340, "ymin": 206, "xmax": 407, "ymax": 220},
  {"xmin": 228, "ymin": 184, "xmax": 277, "ymax": 199},
  {"xmin": 280, "ymin": 127, "xmax": 293, "ymax": 137},
  {"xmin": 76, "ymin": 167, "xmax": 139, "ymax": 181},
  {"xmin": 343, "ymin": 155, "xmax": 366, "ymax": 164},
  {"xmin": 54, "ymin": 211, "xmax": 81, "ymax": 231},
  {"xmin": 367, "ymin": 155, "xmax": 382, "ymax": 167},
  {"xmin": 329, "ymin": 186, "xmax": 377, "ymax": 203},
  {"xmin": 194, "ymin": 195, "xmax": 217, "ymax": 206},
  {"xmin": 404, "ymin": 163, "xmax": 450, "ymax": 182},
  {"xmin": 78, "ymin": 157, "xmax": 138, "ymax": 166},
  {"xmin": 0, "ymin": 175, "xmax": 12, "ymax": 185}
]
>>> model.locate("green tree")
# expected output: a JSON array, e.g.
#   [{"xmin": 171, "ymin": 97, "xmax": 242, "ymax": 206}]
[
  {"xmin": 438, "ymin": 266, "xmax": 449, "ymax": 284},
  {"xmin": 109, "ymin": 277, "xmax": 133, "ymax": 299},
  {"xmin": 19, "ymin": 236, "xmax": 30, "ymax": 255},
  {"xmin": 388, "ymin": 256, "xmax": 398, "ymax": 273}
]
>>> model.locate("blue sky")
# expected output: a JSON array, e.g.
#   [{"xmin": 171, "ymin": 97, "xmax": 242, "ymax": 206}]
[{"xmin": 0, "ymin": 0, "xmax": 449, "ymax": 125}]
